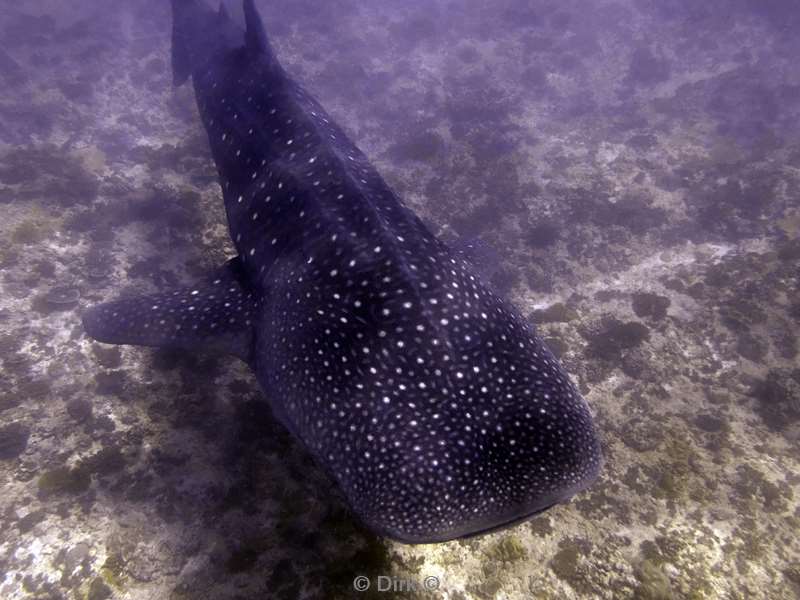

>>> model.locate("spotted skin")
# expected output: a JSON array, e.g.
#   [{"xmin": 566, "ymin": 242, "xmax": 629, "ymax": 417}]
[{"xmin": 83, "ymin": 0, "xmax": 602, "ymax": 543}]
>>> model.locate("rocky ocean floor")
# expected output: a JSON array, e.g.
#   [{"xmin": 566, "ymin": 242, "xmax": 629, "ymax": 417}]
[{"xmin": 1, "ymin": 0, "xmax": 799, "ymax": 599}]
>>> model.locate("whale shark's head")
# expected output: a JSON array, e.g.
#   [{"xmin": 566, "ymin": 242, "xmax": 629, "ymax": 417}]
[
  {"xmin": 352, "ymin": 340, "xmax": 603, "ymax": 544},
  {"xmin": 258, "ymin": 247, "xmax": 603, "ymax": 543}
]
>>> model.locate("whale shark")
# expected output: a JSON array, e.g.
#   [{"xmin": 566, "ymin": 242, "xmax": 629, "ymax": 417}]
[{"xmin": 82, "ymin": 0, "xmax": 602, "ymax": 543}]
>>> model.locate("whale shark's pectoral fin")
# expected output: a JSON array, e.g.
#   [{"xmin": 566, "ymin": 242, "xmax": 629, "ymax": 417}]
[{"xmin": 82, "ymin": 257, "xmax": 259, "ymax": 363}]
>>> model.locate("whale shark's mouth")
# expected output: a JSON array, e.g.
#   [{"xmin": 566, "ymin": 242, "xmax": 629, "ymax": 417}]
[
  {"xmin": 373, "ymin": 464, "xmax": 603, "ymax": 544},
  {"xmin": 375, "ymin": 494, "xmax": 572, "ymax": 545},
  {"xmin": 455, "ymin": 501, "xmax": 560, "ymax": 540}
]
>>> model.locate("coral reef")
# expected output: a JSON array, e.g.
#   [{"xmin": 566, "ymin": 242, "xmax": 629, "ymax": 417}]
[{"xmin": 0, "ymin": 0, "xmax": 798, "ymax": 598}]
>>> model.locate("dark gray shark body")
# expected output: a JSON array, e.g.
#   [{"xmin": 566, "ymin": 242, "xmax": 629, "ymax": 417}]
[{"xmin": 83, "ymin": 0, "xmax": 602, "ymax": 543}]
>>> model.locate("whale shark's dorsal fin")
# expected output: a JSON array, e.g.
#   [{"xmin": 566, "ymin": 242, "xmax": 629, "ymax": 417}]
[
  {"xmin": 243, "ymin": 0, "xmax": 269, "ymax": 54},
  {"xmin": 218, "ymin": 2, "xmax": 230, "ymax": 22}
]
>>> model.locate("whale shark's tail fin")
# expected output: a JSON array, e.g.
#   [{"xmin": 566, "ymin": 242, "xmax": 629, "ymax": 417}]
[
  {"xmin": 243, "ymin": 0, "xmax": 270, "ymax": 55},
  {"xmin": 171, "ymin": 0, "xmax": 209, "ymax": 86},
  {"xmin": 171, "ymin": 0, "xmax": 276, "ymax": 86}
]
